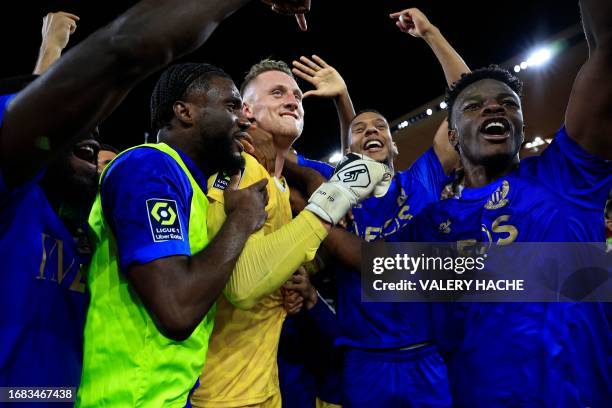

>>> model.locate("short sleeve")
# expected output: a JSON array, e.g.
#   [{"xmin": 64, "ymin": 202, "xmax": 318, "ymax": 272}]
[
  {"xmin": 101, "ymin": 147, "xmax": 193, "ymax": 271},
  {"xmin": 405, "ymin": 147, "xmax": 452, "ymax": 203}
]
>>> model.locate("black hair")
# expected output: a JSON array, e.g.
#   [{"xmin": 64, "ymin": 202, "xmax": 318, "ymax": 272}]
[
  {"xmin": 150, "ymin": 63, "xmax": 231, "ymax": 130},
  {"xmin": 99, "ymin": 143, "xmax": 119, "ymax": 154},
  {"xmin": 350, "ymin": 108, "xmax": 386, "ymax": 124},
  {"xmin": 445, "ymin": 65, "xmax": 523, "ymax": 127}
]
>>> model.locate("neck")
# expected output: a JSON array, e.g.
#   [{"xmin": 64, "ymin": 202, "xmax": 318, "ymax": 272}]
[
  {"xmin": 462, "ymin": 156, "xmax": 519, "ymax": 188},
  {"xmin": 159, "ymin": 129, "xmax": 214, "ymax": 176},
  {"xmin": 274, "ymin": 148, "xmax": 289, "ymax": 178}
]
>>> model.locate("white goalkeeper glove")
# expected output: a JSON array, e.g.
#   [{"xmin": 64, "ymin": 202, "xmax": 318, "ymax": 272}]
[{"xmin": 305, "ymin": 153, "xmax": 393, "ymax": 225}]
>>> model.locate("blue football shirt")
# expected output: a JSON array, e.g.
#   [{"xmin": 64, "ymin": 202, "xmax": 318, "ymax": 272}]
[
  {"xmin": 401, "ymin": 126, "xmax": 611, "ymax": 407},
  {"xmin": 0, "ymin": 93, "xmax": 88, "ymax": 392},
  {"xmin": 300, "ymin": 148, "xmax": 451, "ymax": 349},
  {"xmin": 101, "ymin": 146, "xmax": 208, "ymax": 272}
]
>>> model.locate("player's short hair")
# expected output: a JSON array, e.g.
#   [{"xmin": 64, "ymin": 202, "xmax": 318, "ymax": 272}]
[
  {"xmin": 445, "ymin": 65, "xmax": 523, "ymax": 127},
  {"xmin": 240, "ymin": 59, "xmax": 294, "ymax": 94},
  {"xmin": 350, "ymin": 109, "xmax": 386, "ymax": 126},
  {"xmin": 99, "ymin": 143, "xmax": 119, "ymax": 154},
  {"xmin": 150, "ymin": 63, "xmax": 231, "ymax": 130}
]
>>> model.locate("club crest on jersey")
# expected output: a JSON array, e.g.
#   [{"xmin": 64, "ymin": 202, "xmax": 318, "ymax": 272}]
[
  {"xmin": 438, "ymin": 219, "xmax": 452, "ymax": 234},
  {"xmin": 485, "ymin": 180, "xmax": 510, "ymax": 210},
  {"xmin": 147, "ymin": 199, "xmax": 184, "ymax": 242},
  {"xmin": 212, "ymin": 169, "xmax": 244, "ymax": 191},
  {"xmin": 336, "ymin": 164, "xmax": 371, "ymax": 187}
]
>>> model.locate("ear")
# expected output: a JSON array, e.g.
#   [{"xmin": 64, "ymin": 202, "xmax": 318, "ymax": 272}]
[
  {"xmin": 242, "ymin": 102, "xmax": 255, "ymax": 121},
  {"xmin": 448, "ymin": 127, "xmax": 459, "ymax": 151},
  {"xmin": 391, "ymin": 141, "xmax": 399, "ymax": 156},
  {"xmin": 521, "ymin": 124, "xmax": 526, "ymax": 144},
  {"xmin": 172, "ymin": 101, "xmax": 194, "ymax": 125}
]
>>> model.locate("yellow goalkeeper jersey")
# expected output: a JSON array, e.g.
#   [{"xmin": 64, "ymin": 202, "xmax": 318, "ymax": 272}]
[{"xmin": 191, "ymin": 153, "xmax": 325, "ymax": 407}]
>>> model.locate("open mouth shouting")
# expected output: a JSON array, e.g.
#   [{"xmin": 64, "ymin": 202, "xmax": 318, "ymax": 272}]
[
  {"xmin": 73, "ymin": 140, "xmax": 100, "ymax": 170},
  {"xmin": 363, "ymin": 138, "xmax": 385, "ymax": 153},
  {"xmin": 479, "ymin": 118, "xmax": 511, "ymax": 142}
]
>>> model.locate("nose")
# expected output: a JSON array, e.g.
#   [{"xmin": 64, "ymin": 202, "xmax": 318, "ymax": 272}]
[
  {"xmin": 236, "ymin": 111, "xmax": 251, "ymax": 131},
  {"xmin": 483, "ymin": 101, "xmax": 505, "ymax": 116},
  {"xmin": 283, "ymin": 94, "xmax": 299, "ymax": 111},
  {"xmin": 365, "ymin": 125, "xmax": 379, "ymax": 136}
]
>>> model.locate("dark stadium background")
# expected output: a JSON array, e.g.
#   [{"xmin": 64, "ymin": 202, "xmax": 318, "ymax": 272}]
[{"xmin": 1, "ymin": 0, "xmax": 579, "ymax": 160}]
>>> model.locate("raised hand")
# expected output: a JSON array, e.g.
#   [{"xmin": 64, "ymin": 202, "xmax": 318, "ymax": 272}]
[
  {"xmin": 34, "ymin": 11, "xmax": 80, "ymax": 74},
  {"xmin": 40, "ymin": 11, "xmax": 79, "ymax": 51},
  {"xmin": 292, "ymin": 55, "xmax": 348, "ymax": 99},
  {"xmin": 389, "ymin": 7, "xmax": 435, "ymax": 38},
  {"xmin": 261, "ymin": 0, "xmax": 311, "ymax": 31}
]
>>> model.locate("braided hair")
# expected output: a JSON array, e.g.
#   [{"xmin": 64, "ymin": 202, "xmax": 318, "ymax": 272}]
[{"xmin": 150, "ymin": 63, "xmax": 231, "ymax": 130}]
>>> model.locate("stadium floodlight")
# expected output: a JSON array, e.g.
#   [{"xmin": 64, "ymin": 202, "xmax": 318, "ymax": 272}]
[
  {"xmin": 526, "ymin": 48, "xmax": 552, "ymax": 67},
  {"xmin": 328, "ymin": 151, "xmax": 343, "ymax": 164},
  {"xmin": 426, "ymin": 108, "xmax": 433, "ymax": 116},
  {"xmin": 439, "ymin": 101, "xmax": 448, "ymax": 109},
  {"xmin": 520, "ymin": 61, "xmax": 528, "ymax": 69},
  {"xmin": 514, "ymin": 65, "xmax": 521, "ymax": 73}
]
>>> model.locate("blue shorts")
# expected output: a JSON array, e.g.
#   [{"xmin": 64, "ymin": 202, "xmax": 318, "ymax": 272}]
[{"xmin": 341, "ymin": 344, "xmax": 452, "ymax": 408}]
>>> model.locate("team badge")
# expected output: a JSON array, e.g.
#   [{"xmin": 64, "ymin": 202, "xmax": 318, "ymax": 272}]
[
  {"xmin": 438, "ymin": 219, "xmax": 452, "ymax": 234},
  {"xmin": 485, "ymin": 180, "xmax": 510, "ymax": 210},
  {"xmin": 212, "ymin": 169, "xmax": 244, "ymax": 191},
  {"xmin": 146, "ymin": 199, "xmax": 184, "ymax": 242}
]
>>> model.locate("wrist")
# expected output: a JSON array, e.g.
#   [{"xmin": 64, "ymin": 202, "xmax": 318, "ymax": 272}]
[
  {"xmin": 421, "ymin": 25, "xmax": 441, "ymax": 43},
  {"xmin": 40, "ymin": 41, "xmax": 64, "ymax": 54}
]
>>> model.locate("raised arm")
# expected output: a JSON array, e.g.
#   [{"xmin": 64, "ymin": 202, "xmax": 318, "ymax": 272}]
[
  {"xmin": 292, "ymin": 55, "xmax": 355, "ymax": 155},
  {"xmin": 565, "ymin": 0, "xmax": 612, "ymax": 159},
  {"xmin": 33, "ymin": 12, "xmax": 79, "ymax": 75},
  {"xmin": 0, "ymin": 0, "xmax": 308, "ymax": 188},
  {"xmin": 390, "ymin": 7, "xmax": 469, "ymax": 87}
]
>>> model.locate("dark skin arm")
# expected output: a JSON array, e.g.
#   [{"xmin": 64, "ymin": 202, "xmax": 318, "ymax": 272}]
[
  {"xmin": 129, "ymin": 177, "xmax": 269, "ymax": 341},
  {"xmin": 0, "ymin": 0, "xmax": 310, "ymax": 188},
  {"xmin": 565, "ymin": 0, "xmax": 612, "ymax": 159}
]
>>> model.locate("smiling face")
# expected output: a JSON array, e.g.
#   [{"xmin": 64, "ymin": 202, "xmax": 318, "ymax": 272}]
[
  {"xmin": 184, "ymin": 76, "xmax": 250, "ymax": 174},
  {"xmin": 242, "ymin": 70, "xmax": 305, "ymax": 149},
  {"xmin": 449, "ymin": 78, "xmax": 524, "ymax": 168},
  {"xmin": 349, "ymin": 111, "xmax": 396, "ymax": 164}
]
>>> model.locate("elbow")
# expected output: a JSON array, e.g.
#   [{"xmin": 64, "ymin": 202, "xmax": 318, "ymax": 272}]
[{"xmin": 153, "ymin": 303, "xmax": 214, "ymax": 342}]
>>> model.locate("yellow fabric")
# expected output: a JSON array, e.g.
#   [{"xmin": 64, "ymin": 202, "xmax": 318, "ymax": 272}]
[
  {"xmin": 316, "ymin": 400, "xmax": 342, "ymax": 408},
  {"xmin": 191, "ymin": 153, "xmax": 327, "ymax": 407}
]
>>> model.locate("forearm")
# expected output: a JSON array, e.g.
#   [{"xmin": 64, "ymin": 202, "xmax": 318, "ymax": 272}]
[
  {"xmin": 33, "ymin": 44, "xmax": 63, "ymax": 75},
  {"xmin": 178, "ymin": 214, "xmax": 254, "ymax": 326},
  {"xmin": 224, "ymin": 211, "xmax": 328, "ymax": 309},
  {"xmin": 0, "ymin": 0, "xmax": 251, "ymax": 186},
  {"xmin": 422, "ymin": 26, "xmax": 469, "ymax": 86},
  {"xmin": 334, "ymin": 90, "xmax": 355, "ymax": 155},
  {"xmin": 323, "ymin": 226, "xmax": 362, "ymax": 270},
  {"xmin": 581, "ymin": 0, "xmax": 612, "ymax": 50}
]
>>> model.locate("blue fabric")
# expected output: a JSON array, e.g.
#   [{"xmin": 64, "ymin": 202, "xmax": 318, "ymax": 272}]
[
  {"xmin": 0, "ymin": 170, "xmax": 88, "ymax": 391},
  {"xmin": 399, "ymin": 126, "xmax": 612, "ymax": 407},
  {"xmin": 297, "ymin": 154, "xmax": 334, "ymax": 180},
  {"xmin": 335, "ymin": 150, "xmax": 449, "ymax": 349},
  {"xmin": 0, "ymin": 93, "xmax": 16, "ymax": 126},
  {"xmin": 278, "ymin": 298, "xmax": 342, "ymax": 407},
  {"xmin": 101, "ymin": 146, "xmax": 200, "ymax": 272},
  {"xmin": 341, "ymin": 345, "xmax": 452, "ymax": 408}
]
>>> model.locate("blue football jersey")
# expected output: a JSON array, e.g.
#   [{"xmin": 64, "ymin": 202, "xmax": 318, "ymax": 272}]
[
  {"xmin": 0, "ymin": 94, "xmax": 89, "ymax": 391},
  {"xmin": 402, "ymin": 126, "xmax": 611, "ymax": 407},
  {"xmin": 300, "ymin": 148, "xmax": 451, "ymax": 349},
  {"xmin": 100, "ymin": 146, "xmax": 205, "ymax": 272}
]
